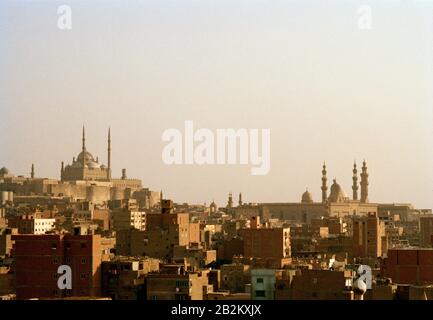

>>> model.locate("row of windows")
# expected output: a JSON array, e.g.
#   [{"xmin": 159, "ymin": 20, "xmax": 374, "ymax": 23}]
[
  {"xmin": 53, "ymin": 258, "xmax": 88, "ymax": 264},
  {"xmin": 53, "ymin": 272, "xmax": 90, "ymax": 280},
  {"xmin": 51, "ymin": 243, "xmax": 88, "ymax": 250}
]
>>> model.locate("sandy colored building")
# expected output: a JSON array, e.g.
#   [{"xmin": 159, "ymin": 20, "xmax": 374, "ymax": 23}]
[
  {"xmin": 239, "ymin": 216, "xmax": 291, "ymax": 267},
  {"xmin": 220, "ymin": 263, "xmax": 250, "ymax": 293},
  {"xmin": 353, "ymin": 212, "xmax": 385, "ymax": 258},
  {"xmin": 146, "ymin": 265, "xmax": 210, "ymax": 300},
  {"xmin": 419, "ymin": 215, "xmax": 433, "ymax": 247},
  {"xmin": 101, "ymin": 256, "xmax": 159, "ymax": 300},
  {"xmin": 291, "ymin": 269, "xmax": 354, "ymax": 300}
]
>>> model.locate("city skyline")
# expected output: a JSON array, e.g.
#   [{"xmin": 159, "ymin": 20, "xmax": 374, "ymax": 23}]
[{"xmin": 1, "ymin": 0, "xmax": 432, "ymax": 208}]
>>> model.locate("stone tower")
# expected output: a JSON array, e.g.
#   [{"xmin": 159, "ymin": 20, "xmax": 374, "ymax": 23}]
[
  {"xmin": 107, "ymin": 127, "xmax": 111, "ymax": 180},
  {"xmin": 227, "ymin": 192, "xmax": 233, "ymax": 208},
  {"xmin": 360, "ymin": 160, "xmax": 369, "ymax": 203},
  {"xmin": 352, "ymin": 161, "xmax": 359, "ymax": 201},
  {"xmin": 321, "ymin": 162, "xmax": 328, "ymax": 204}
]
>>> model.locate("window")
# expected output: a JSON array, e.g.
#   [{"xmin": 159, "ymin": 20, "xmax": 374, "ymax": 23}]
[
  {"xmin": 80, "ymin": 243, "xmax": 87, "ymax": 249},
  {"xmin": 53, "ymin": 258, "xmax": 59, "ymax": 264},
  {"xmin": 255, "ymin": 290, "xmax": 265, "ymax": 298},
  {"xmin": 175, "ymin": 280, "xmax": 190, "ymax": 288},
  {"xmin": 80, "ymin": 273, "xmax": 87, "ymax": 280},
  {"xmin": 66, "ymin": 243, "xmax": 71, "ymax": 250},
  {"xmin": 51, "ymin": 243, "xmax": 57, "ymax": 250},
  {"xmin": 66, "ymin": 257, "xmax": 71, "ymax": 263},
  {"xmin": 256, "ymin": 278, "xmax": 264, "ymax": 284},
  {"xmin": 81, "ymin": 258, "xmax": 87, "ymax": 264}
]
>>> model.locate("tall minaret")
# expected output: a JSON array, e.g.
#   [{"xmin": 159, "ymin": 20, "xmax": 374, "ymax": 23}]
[
  {"xmin": 60, "ymin": 161, "xmax": 64, "ymax": 181},
  {"xmin": 227, "ymin": 192, "xmax": 233, "ymax": 208},
  {"xmin": 107, "ymin": 127, "xmax": 111, "ymax": 180},
  {"xmin": 82, "ymin": 125, "xmax": 86, "ymax": 152},
  {"xmin": 352, "ymin": 161, "xmax": 358, "ymax": 201},
  {"xmin": 82, "ymin": 125, "xmax": 86, "ymax": 166},
  {"xmin": 30, "ymin": 164, "xmax": 35, "ymax": 179},
  {"xmin": 360, "ymin": 160, "xmax": 369, "ymax": 203},
  {"xmin": 321, "ymin": 162, "xmax": 328, "ymax": 203},
  {"xmin": 238, "ymin": 193, "xmax": 243, "ymax": 207}
]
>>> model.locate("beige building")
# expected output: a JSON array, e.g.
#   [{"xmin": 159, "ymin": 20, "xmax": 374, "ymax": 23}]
[
  {"xmin": 419, "ymin": 215, "xmax": 433, "ymax": 247},
  {"xmin": 220, "ymin": 263, "xmax": 250, "ymax": 293},
  {"xmin": 261, "ymin": 162, "xmax": 377, "ymax": 222},
  {"xmin": 0, "ymin": 127, "xmax": 162, "ymax": 206},
  {"xmin": 146, "ymin": 266, "xmax": 211, "ymax": 300},
  {"xmin": 353, "ymin": 212, "xmax": 386, "ymax": 258}
]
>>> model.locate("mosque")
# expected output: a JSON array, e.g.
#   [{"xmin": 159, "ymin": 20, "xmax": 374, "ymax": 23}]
[
  {"xmin": 0, "ymin": 127, "xmax": 160, "ymax": 207},
  {"xmin": 61, "ymin": 126, "xmax": 112, "ymax": 182},
  {"xmin": 248, "ymin": 161, "xmax": 386, "ymax": 222}
]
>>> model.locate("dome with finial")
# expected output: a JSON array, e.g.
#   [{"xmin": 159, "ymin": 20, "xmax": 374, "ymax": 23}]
[
  {"xmin": 328, "ymin": 179, "xmax": 348, "ymax": 203},
  {"xmin": 77, "ymin": 150, "xmax": 95, "ymax": 165},
  {"xmin": 301, "ymin": 189, "xmax": 313, "ymax": 203}
]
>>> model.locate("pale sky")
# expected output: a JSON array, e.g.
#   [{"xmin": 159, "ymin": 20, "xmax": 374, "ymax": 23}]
[{"xmin": 1, "ymin": 0, "xmax": 432, "ymax": 209}]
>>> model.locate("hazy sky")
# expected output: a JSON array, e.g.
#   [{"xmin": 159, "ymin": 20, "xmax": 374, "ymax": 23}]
[{"xmin": 1, "ymin": 0, "xmax": 432, "ymax": 208}]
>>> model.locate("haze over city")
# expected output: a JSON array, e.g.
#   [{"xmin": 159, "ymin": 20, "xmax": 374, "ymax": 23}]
[{"xmin": 1, "ymin": 0, "xmax": 432, "ymax": 208}]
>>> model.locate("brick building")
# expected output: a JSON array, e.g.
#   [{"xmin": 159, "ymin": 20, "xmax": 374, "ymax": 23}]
[
  {"xmin": 381, "ymin": 248, "xmax": 433, "ymax": 285},
  {"xmin": 12, "ymin": 230, "xmax": 102, "ymax": 299}
]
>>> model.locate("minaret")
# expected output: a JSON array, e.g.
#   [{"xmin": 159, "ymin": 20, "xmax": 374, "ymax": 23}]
[
  {"xmin": 107, "ymin": 127, "xmax": 111, "ymax": 180},
  {"xmin": 81, "ymin": 125, "xmax": 86, "ymax": 166},
  {"xmin": 360, "ymin": 160, "xmax": 369, "ymax": 203},
  {"xmin": 227, "ymin": 192, "xmax": 233, "ymax": 208},
  {"xmin": 82, "ymin": 125, "xmax": 86, "ymax": 152},
  {"xmin": 30, "ymin": 164, "xmax": 34, "ymax": 179},
  {"xmin": 352, "ymin": 161, "xmax": 358, "ymax": 201},
  {"xmin": 321, "ymin": 162, "xmax": 328, "ymax": 204},
  {"xmin": 60, "ymin": 161, "xmax": 64, "ymax": 181},
  {"xmin": 238, "ymin": 193, "xmax": 243, "ymax": 207}
]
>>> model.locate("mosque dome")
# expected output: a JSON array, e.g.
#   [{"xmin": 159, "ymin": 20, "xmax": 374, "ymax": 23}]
[
  {"xmin": 0, "ymin": 167, "xmax": 10, "ymax": 175},
  {"xmin": 328, "ymin": 179, "xmax": 347, "ymax": 203},
  {"xmin": 87, "ymin": 161, "xmax": 101, "ymax": 169},
  {"xmin": 301, "ymin": 189, "xmax": 313, "ymax": 203},
  {"xmin": 77, "ymin": 150, "xmax": 95, "ymax": 165}
]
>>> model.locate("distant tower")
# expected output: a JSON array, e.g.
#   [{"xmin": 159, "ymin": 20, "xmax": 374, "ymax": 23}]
[
  {"xmin": 60, "ymin": 161, "xmax": 64, "ymax": 181},
  {"xmin": 82, "ymin": 125, "xmax": 86, "ymax": 166},
  {"xmin": 321, "ymin": 162, "xmax": 328, "ymax": 204},
  {"xmin": 360, "ymin": 160, "xmax": 369, "ymax": 203},
  {"xmin": 227, "ymin": 192, "xmax": 233, "ymax": 208},
  {"xmin": 107, "ymin": 127, "xmax": 111, "ymax": 180},
  {"xmin": 30, "ymin": 164, "xmax": 34, "ymax": 179},
  {"xmin": 160, "ymin": 190, "xmax": 163, "ymax": 203},
  {"xmin": 121, "ymin": 168, "xmax": 127, "ymax": 180},
  {"xmin": 238, "ymin": 193, "xmax": 243, "ymax": 207},
  {"xmin": 352, "ymin": 161, "xmax": 359, "ymax": 201}
]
